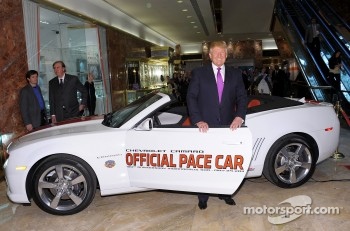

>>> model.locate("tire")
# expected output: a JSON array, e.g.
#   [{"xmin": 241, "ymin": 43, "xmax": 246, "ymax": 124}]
[
  {"xmin": 263, "ymin": 134, "xmax": 316, "ymax": 188},
  {"xmin": 32, "ymin": 154, "xmax": 97, "ymax": 215}
]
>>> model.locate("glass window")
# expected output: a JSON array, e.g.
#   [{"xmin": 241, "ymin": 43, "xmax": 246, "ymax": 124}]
[
  {"xmin": 39, "ymin": 7, "xmax": 107, "ymax": 116},
  {"xmin": 102, "ymin": 92, "xmax": 162, "ymax": 128}
]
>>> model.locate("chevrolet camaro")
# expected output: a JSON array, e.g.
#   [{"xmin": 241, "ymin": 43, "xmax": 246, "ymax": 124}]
[{"xmin": 4, "ymin": 92, "xmax": 340, "ymax": 215}]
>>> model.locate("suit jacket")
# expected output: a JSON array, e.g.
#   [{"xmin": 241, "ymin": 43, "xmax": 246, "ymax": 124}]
[
  {"xmin": 49, "ymin": 74, "xmax": 87, "ymax": 122},
  {"xmin": 305, "ymin": 23, "xmax": 320, "ymax": 44},
  {"xmin": 187, "ymin": 65, "xmax": 248, "ymax": 126},
  {"xmin": 19, "ymin": 84, "xmax": 45, "ymax": 128}
]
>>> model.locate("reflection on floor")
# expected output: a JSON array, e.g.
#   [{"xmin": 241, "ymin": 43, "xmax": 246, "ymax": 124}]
[{"xmin": 0, "ymin": 128, "xmax": 349, "ymax": 231}]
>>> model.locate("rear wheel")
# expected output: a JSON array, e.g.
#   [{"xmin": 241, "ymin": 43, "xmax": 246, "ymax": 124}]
[
  {"xmin": 263, "ymin": 134, "xmax": 316, "ymax": 188},
  {"xmin": 32, "ymin": 154, "xmax": 97, "ymax": 215}
]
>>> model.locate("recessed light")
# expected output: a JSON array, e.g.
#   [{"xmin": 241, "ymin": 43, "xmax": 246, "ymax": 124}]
[
  {"xmin": 190, "ymin": 21, "xmax": 195, "ymax": 24},
  {"xmin": 177, "ymin": 0, "xmax": 183, "ymax": 3},
  {"xmin": 182, "ymin": 9, "xmax": 188, "ymax": 12}
]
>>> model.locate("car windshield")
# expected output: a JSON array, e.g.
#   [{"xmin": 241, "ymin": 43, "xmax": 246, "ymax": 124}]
[{"xmin": 102, "ymin": 92, "xmax": 162, "ymax": 128}]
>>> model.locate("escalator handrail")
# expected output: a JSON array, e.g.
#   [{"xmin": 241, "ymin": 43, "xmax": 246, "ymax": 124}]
[
  {"xmin": 282, "ymin": 0, "xmax": 329, "ymax": 81},
  {"xmin": 302, "ymin": 0, "xmax": 350, "ymax": 59},
  {"xmin": 302, "ymin": 0, "xmax": 350, "ymax": 93},
  {"xmin": 316, "ymin": 0, "xmax": 350, "ymax": 32},
  {"xmin": 277, "ymin": 0, "xmax": 332, "ymax": 101},
  {"xmin": 294, "ymin": 0, "xmax": 350, "ymax": 89}
]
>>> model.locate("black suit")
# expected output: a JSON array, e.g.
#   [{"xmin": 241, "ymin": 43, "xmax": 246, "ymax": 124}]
[
  {"xmin": 20, "ymin": 84, "xmax": 46, "ymax": 128},
  {"xmin": 84, "ymin": 81, "xmax": 96, "ymax": 116},
  {"xmin": 187, "ymin": 64, "xmax": 248, "ymax": 204},
  {"xmin": 187, "ymin": 64, "xmax": 247, "ymax": 126},
  {"xmin": 49, "ymin": 74, "xmax": 87, "ymax": 122}
]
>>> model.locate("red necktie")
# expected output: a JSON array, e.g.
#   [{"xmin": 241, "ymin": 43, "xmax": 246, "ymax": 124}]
[{"xmin": 217, "ymin": 67, "xmax": 224, "ymax": 103}]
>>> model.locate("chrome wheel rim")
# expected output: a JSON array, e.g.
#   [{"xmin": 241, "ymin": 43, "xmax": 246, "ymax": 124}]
[
  {"xmin": 37, "ymin": 164, "xmax": 88, "ymax": 211},
  {"xmin": 274, "ymin": 142, "xmax": 312, "ymax": 184}
]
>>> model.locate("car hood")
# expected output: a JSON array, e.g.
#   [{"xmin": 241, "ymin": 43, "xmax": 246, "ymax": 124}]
[{"xmin": 10, "ymin": 116, "xmax": 106, "ymax": 146}]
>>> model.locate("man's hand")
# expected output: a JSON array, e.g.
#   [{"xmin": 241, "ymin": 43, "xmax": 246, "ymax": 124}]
[
  {"xmin": 79, "ymin": 104, "xmax": 85, "ymax": 112},
  {"xmin": 196, "ymin": 121, "xmax": 209, "ymax": 133},
  {"xmin": 230, "ymin": 117, "xmax": 244, "ymax": 130},
  {"xmin": 26, "ymin": 124, "xmax": 33, "ymax": 131},
  {"xmin": 51, "ymin": 115, "xmax": 57, "ymax": 124}
]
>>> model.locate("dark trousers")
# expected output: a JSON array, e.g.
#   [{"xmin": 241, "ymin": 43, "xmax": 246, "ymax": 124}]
[
  {"xmin": 87, "ymin": 102, "xmax": 96, "ymax": 116},
  {"xmin": 40, "ymin": 109, "xmax": 48, "ymax": 126},
  {"xmin": 328, "ymin": 72, "xmax": 341, "ymax": 101},
  {"xmin": 198, "ymin": 193, "xmax": 231, "ymax": 202},
  {"xmin": 307, "ymin": 37, "xmax": 320, "ymax": 57},
  {"xmin": 198, "ymin": 193, "xmax": 209, "ymax": 202}
]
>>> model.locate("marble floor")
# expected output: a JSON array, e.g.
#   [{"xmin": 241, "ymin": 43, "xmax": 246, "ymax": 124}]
[{"xmin": 0, "ymin": 128, "xmax": 349, "ymax": 231}]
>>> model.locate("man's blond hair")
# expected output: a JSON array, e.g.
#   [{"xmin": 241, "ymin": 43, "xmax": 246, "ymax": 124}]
[{"xmin": 209, "ymin": 41, "xmax": 227, "ymax": 52}]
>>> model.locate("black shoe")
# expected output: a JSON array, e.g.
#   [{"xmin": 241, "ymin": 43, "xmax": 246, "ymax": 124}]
[
  {"xmin": 198, "ymin": 201, "xmax": 207, "ymax": 210},
  {"xmin": 219, "ymin": 196, "xmax": 236, "ymax": 205}
]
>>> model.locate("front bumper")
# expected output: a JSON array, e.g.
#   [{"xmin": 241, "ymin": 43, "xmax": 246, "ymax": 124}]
[{"xmin": 4, "ymin": 158, "xmax": 31, "ymax": 204}]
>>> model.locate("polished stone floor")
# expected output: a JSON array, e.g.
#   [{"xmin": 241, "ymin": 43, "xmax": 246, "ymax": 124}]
[{"xmin": 0, "ymin": 128, "xmax": 349, "ymax": 231}]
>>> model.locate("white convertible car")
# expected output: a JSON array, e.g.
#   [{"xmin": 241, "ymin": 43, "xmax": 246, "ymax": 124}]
[{"xmin": 4, "ymin": 92, "xmax": 339, "ymax": 215}]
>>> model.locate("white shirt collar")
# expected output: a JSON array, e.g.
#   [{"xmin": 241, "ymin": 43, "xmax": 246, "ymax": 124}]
[{"xmin": 212, "ymin": 64, "xmax": 225, "ymax": 81}]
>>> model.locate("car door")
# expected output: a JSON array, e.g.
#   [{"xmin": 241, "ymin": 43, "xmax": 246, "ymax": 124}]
[{"xmin": 125, "ymin": 120, "xmax": 253, "ymax": 195}]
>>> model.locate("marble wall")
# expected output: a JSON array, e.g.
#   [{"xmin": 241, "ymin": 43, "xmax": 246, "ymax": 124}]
[
  {"xmin": 0, "ymin": 0, "xmax": 28, "ymax": 136},
  {"xmin": 106, "ymin": 28, "xmax": 153, "ymax": 111}
]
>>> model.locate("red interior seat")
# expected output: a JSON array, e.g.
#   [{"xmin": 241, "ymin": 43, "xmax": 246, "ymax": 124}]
[
  {"xmin": 182, "ymin": 117, "xmax": 191, "ymax": 126},
  {"xmin": 248, "ymin": 99, "xmax": 261, "ymax": 108}
]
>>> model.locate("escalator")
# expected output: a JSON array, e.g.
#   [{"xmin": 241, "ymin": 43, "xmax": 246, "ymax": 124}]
[
  {"xmin": 307, "ymin": 0, "xmax": 350, "ymax": 51},
  {"xmin": 274, "ymin": 0, "xmax": 350, "ymax": 117}
]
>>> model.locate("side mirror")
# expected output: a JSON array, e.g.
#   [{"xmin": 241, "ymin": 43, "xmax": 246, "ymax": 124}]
[{"xmin": 135, "ymin": 118, "xmax": 153, "ymax": 131}]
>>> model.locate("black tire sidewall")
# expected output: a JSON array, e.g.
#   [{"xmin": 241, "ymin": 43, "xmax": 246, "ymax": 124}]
[{"xmin": 263, "ymin": 134, "xmax": 316, "ymax": 188}]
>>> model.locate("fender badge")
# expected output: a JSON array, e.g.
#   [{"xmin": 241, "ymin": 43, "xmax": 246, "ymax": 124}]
[{"xmin": 105, "ymin": 160, "xmax": 116, "ymax": 168}]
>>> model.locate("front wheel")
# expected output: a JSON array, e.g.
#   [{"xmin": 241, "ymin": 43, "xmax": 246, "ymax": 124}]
[
  {"xmin": 263, "ymin": 134, "xmax": 317, "ymax": 188},
  {"xmin": 32, "ymin": 154, "xmax": 97, "ymax": 215}
]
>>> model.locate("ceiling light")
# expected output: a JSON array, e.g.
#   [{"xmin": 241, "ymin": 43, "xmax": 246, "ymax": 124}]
[
  {"xmin": 182, "ymin": 9, "xmax": 188, "ymax": 12},
  {"xmin": 190, "ymin": 21, "xmax": 195, "ymax": 24},
  {"xmin": 177, "ymin": 0, "xmax": 183, "ymax": 3},
  {"xmin": 187, "ymin": 15, "xmax": 192, "ymax": 18}
]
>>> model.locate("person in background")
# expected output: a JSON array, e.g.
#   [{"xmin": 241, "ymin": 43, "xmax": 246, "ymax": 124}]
[
  {"xmin": 49, "ymin": 61, "xmax": 87, "ymax": 123},
  {"xmin": 328, "ymin": 50, "xmax": 342, "ymax": 101},
  {"xmin": 187, "ymin": 41, "xmax": 248, "ymax": 210},
  {"xmin": 84, "ymin": 72, "xmax": 97, "ymax": 116},
  {"xmin": 20, "ymin": 70, "xmax": 48, "ymax": 131},
  {"xmin": 304, "ymin": 18, "xmax": 321, "ymax": 58},
  {"xmin": 254, "ymin": 67, "xmax": 273, "ymax": 95}
]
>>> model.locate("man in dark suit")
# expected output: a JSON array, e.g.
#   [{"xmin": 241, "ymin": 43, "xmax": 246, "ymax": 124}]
[
  {"xmin": 20, "ymin": 70, "xmax": 48, "ymax": 131},
  {"xmin": 49, "ymin": 61, "xmax": 87, "ymax": 123},
  {"xmin": 187, "ymin": 41, "xmax": 248, "ymax": 210},
  {"xmin": 304, "ymin": 18, "xmax": 321, "ymax": 57}
]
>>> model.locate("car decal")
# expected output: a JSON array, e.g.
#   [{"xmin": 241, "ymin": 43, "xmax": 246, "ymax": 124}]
[
  {"xmin": 125, "ymin": 152, "xmax": 245, "ymax": 172},
  {"xmin": 105, "ymin": 160, "xmax": 116, "ymax": 168},
  {"xmin": 253, "ymin": 137, "xmax": 265, "ymax": 161}
]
